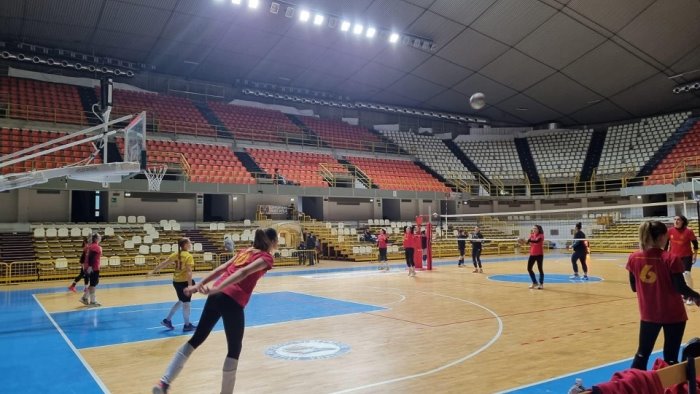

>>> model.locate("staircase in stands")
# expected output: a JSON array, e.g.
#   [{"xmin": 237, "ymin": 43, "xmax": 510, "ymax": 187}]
[
  {"xmin": 183, "ymin": 229, "xmax": 218, "ymax": 253},
  {"xmin": 514, "ymin": 138, "xmax": 543, "ymax": 195},
  {"xmin": 0, "ymin": 233, "xmax": 37, "ymax": 263}
]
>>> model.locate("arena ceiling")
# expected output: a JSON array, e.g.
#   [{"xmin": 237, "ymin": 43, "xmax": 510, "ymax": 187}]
[{"xmin": 1, "ymin": 0, "xmax": 700, "ymax": 126}]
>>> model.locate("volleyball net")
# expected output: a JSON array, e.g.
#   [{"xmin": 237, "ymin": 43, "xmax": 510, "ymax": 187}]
[{"xmin": 435, "ymin": 199, "xmax": 699, "ymax": 254}]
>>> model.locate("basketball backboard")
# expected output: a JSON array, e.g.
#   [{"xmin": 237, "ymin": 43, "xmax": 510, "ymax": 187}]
[{"xmin": 124, "ymin": 111, "xmax": 147, "ymax": 170}]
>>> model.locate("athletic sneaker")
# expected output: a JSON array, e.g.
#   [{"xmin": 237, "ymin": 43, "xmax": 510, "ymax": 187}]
[
  {"xmin": 537, "ymin": 284, "xmax": 543, "ymax": 290},
  {"xmin": 161, "ymin": 319, "xmax": 174, "ymax": 330},
  {"xmin": 529, "ymin": 283, "xmax": 537, "ymax": 289},
  {"xmin": 687, "ymin": 298, "xmax": 695, "ymax": 305},
  {"xmin": 183, "ymin": 323, "xmax": 197, "ymax": 332},
  {"xmin": 89, "ymin": 302, "xmax": 101, "ymax": 307},
  {"xmin": 68, "ymin": 284, "xmax": 77, "ymax": 293},
  {"xmin": 583, "ymin": 275, "xmax": 589, "ymax": 280},
  {"xmin": 569, "ymin": 274, "xmax": 580, "ymax": 279},
  {"xmin": 472, "ymin": 268, "xmax": 479, "ymax": 273},
  {"xmin": 152, "ymin": 381, "xmax": 169, "ymax": 394},
  {"xmin": 79, "ymin": 297, "xmax": 89, "ymax": 306},
  {"xmin": 479, "ymin": 268, "xmax": 483, "ymax": 273}
]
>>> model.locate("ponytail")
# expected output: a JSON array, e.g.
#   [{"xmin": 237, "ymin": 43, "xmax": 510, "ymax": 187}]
[
  {"xmin": 253, "ymin": 228, "xmax": 278, "ymax": 251},
  {"xmin": 639, "ymin": 221, "xmax": 667, "ymax": 250}
]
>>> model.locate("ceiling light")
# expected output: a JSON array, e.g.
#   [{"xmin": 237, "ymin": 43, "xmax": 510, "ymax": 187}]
[
  {"xmin": 389, "ymin": 33, "xmax": 400, "ymax": 43},
  {"xmin": 248, "ymin": 0, "xmax": 258, "ymax": 9},
  {"xmin": 313, "ymin": 14, "xmax": 324, "ymax": 26},
  {"xmin": 353, "ymin": 24, "xmax": 364, "ymax": 35},
  {"xmin": 340, "ymin": 21, "xmax": 351, "ymax": 32},
  {"xmin": 299, "ymin": 10, "xmax": 310, "ymax": 22},
  {"xmin": 366, "ymin": 27, "xmax": 376, "ymax": 38},
  {"xmin": 231, "ymin": 0, "xmax": 241, "ymax": 4},
  {"xmin": 269, "ymin": 2, "xmax": 280, "ymax": 13}
]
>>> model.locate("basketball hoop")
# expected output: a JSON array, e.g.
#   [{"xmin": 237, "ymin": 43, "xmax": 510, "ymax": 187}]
[{"xmin": 145, "ymin": 165, "xmax": 167, "ymax": 191}]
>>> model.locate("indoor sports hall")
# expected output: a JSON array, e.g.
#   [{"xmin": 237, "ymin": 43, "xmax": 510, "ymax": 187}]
[{"xmin": 1, "ymin": 1, "xmax": 700, "ymax": 393}]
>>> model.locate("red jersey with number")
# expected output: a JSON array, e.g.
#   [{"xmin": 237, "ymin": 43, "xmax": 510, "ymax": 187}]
[
  {"xmin": 86, "ymin": 243, "xmax": 102, "ymax": 271},
  {"xmin": 403, "ymin": 232, "xmax": 413, "ymax": 248},
  {"xmin": 215, "ymin": 249, "xmax": 274, "ymax": 307},
  {"xmin": 529, "ymin": 234, "xmax": 544, "ymax": 256},
  {"xmin": 626, "ymin": 248, "xmax": 686, "ymax": 323},
  {"xmin": 377, "ymin": 234, "xmax": 388, "ymax": 249},
  {"xmin": 668, "ymin": 227, "xmax": 696, "ymax": 257},
  {"xmin": 412, "ymin": 233, "xmax": 422, "ymax": 249}
]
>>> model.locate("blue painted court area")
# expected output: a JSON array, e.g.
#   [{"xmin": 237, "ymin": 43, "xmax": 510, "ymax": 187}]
[
  {"xmin": 52, "ymin": 291, "xmax": 385, "ymax": 349},
  {"xmin": 489, "ymin": 273, "xmax": 603, "ymax": 284},
  {"xmin": 0, "ymin": 292, "xmax": 105, "ymax": 394}
]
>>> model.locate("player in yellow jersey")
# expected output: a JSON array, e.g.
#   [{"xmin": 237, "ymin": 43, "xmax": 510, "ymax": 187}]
[{"xmin": 149, "ymin": 238, "xmax": 197, "ymax": 332}]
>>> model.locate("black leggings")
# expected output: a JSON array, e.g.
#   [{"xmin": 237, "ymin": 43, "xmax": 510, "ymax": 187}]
[
  {"xmin": 571, "ymin": 250, "xmax": 588, "ymax": 274},
  {"xmin": 472, "ymin": 248, "xmax": 482, "ymax": 268},
  {"xmin": 188, "ymin": 293, "xmax": 245, "ymax": 359},
  {"xmin": 631, "ymin": 320, "xmax": 686, "ymax": 370},
  {"xmin": 527, "ymin": 255, "xmax": 544, "ymax": 284},
  {"xmin": 404, "ymin": 248, "xmax": 415, "ymax": 267},
  {"xmin": 681, "ymin": 256, "xmax": 693, "ymax": 272},
  {"xmin": 73, "ymin": 268, "xmax": 89, "ymax": 285}
]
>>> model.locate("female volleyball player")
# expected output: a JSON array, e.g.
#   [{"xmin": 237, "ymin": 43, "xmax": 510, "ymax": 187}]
[
  {"xmin": 667, "ymin": 215, "xmax": 698, "ymax": 305},
  {"xmin": 627, "ymin": 221, "xmax": 700, "ymax": 370},
  {"xmin": 148, "ymin": 238, "xmax": 197, "ymax": 332},
  {"xmin": 470, "ymin": 226, "xmax": 484, "ymax": 273},
  {"xmin": 457, "ymin": 229, "xmax": 466, "ymax": 267},
  {"xmin": 377, "ymin": 228, "xmax": 389, "ymax": 271},
  {"xmin": 570, "ymin": 222, "xmax": 588, "ymax": 280},
  {"xmin": 81, "ymin": 232, "xmax": 102, "ymax": 306},
  {"xmin": 153, "ymin": 228, "xmax": 278, "ymax": 394},
  {"xmin": 524, "ymin": 225, "xmax": 545, "ymax": 289},
  {"xmin": 403, "ymin": 226, "xmax": 416, "ymax": 277},
  {"xmin": 68, "ymin": 236, "xmax": 90, "ymax": 293}
]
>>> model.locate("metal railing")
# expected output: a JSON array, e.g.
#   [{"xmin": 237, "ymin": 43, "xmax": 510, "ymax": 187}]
[
  {"xmin": 1, "ymin": 251, "xmax": 307, "ymax": 284},
  {"xmin": 3, "ymin": 102, "xmax": 90, "ymax": 126}
]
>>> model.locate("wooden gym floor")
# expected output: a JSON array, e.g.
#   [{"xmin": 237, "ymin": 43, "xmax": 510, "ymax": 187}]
[{"xmin": 4, "ymin": 252, "xmax": 700, "ymax": 393}]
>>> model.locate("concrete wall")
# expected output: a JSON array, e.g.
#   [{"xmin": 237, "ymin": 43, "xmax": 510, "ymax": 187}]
[{"xmin": 0, "ymin": 191, "xmax": 18, "ymax": 222}]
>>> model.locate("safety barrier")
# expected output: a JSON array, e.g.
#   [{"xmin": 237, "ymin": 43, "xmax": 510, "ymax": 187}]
[
  {"xmin": 0, "ymin": 262, "xmax": 8, "ymax": 285},
  {"xmin": 4, "ymin": 251, "xmax": 305, "ymax": 284}
]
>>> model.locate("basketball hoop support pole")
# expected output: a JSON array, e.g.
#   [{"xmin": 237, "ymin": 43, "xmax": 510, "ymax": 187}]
[{"xmin": 0, "ymin": 114, "xmax": 133, "ymax": 169}]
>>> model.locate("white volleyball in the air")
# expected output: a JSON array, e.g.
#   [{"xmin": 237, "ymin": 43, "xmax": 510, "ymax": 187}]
[{"xmin": 469, "ymin": 92, "xmax": 486, "ymax": 110}]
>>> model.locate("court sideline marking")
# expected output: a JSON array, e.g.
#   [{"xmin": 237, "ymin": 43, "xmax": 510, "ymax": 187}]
[{"xmin": 32, "ymin": 294, "xmax": 110, "ymax": 393}]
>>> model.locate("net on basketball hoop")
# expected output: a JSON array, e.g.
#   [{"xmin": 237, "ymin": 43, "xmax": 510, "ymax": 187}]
[{"xmin": 145, "ymin": 165, "xmax": 167, "ymax": 191}]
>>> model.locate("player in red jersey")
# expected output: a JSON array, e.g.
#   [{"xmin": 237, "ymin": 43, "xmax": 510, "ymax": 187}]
[
  {"xmin": 377, "ymin": 228, "xmax": 389, "ymax": 271},
  {"xmin": 81, "ymin": 233, "xmax": 102, "ymax": 306},
  {"xmin": 667, "ymin": 215, "xmax": 698, "ymax": 305},
  {"xmin": 153, "ymin": 228, "xmax": 278, "ymax": 394},
  {"xmin": 403, "ymin": 225, "xmax": 417, "ymax": 277},
  {"xmin": 524, "ymin": 225, "xmax": 545, "ymax": 289},
  {"xmin": 627, "ymin": 221, "xmax": 700, "ymax": 370}
]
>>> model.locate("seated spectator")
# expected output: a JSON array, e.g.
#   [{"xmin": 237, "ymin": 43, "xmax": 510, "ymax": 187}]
[
  {"xmin": 273, "ymin": 168, "xmax": 286, "ymax": 185},
  {"xmin": 223, "ymin": 235, "xmax": 235, "ymax": 253}
]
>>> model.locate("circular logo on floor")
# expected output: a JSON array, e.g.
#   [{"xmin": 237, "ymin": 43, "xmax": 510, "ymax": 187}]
[{"xmin": 266, "ymin": 340, "xmax": 350, "ymax": 360}]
